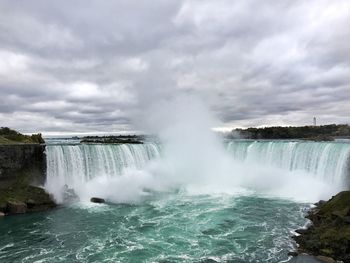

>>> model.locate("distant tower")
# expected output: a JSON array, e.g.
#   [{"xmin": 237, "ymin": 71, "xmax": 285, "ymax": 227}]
[{"xmin": 313, "ymin": 117, "xmax": 317, "ymax": 126}]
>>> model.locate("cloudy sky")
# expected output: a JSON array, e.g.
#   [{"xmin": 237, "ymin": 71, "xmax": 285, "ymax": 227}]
[{"xmin": 0, "ymin": 0, "xmax": 349, "ymax": 134}]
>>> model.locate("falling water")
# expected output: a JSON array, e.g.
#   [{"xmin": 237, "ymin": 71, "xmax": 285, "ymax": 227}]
[
  {"xmin": 227, "ymin": 140, "xmax": 350, "ymax": 185},
  {"xmin": 45, "ymin": 143, "xmax": 161, "ymax": 202},
  {"xmin": 45, "ymin": 140, "xmax": 350, "ymax": 203}
]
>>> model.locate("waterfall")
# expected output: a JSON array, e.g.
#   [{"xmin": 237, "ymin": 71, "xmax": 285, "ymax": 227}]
[
  {"xmin": 227, "ymin": 140, "xmax": 350, "ymax": 186},
  {"xmin": 45, "ymin": 140, "xmax": 350, "ymax": 203},
  {"xmin": 45, "ymin": 143, "xmax": 161, "ymax": 202}
]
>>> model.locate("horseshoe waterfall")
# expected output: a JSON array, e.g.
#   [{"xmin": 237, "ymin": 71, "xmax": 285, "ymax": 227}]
[
  {"xmin": 46, "ymin": 141, "xmax": 350, "ymax": 204},
  {"xmin": 1, "ymin": 140, "xmax": 350, "ymax": 263}
]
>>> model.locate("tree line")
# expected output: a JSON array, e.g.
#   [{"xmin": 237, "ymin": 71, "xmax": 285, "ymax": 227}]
[{"xmin": 229, "ymin": 124, "xmax": 350, "ymax": 140}]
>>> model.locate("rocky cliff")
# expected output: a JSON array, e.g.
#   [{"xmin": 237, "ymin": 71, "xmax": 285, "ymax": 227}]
[
  {"xmin": 0, "ymin": 144, "xmax": 57, "ymax": 216},
  {"xmin": 0, "ymin": 144, "xmax": 46, "ymax": 187}
]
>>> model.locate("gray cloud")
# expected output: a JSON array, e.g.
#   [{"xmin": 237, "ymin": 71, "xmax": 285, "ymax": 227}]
[{"xmin": 0, "ymin": 0, "xmax": 349, "ymax": 134}]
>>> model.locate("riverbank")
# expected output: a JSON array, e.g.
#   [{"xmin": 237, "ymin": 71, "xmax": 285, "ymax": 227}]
[
  {"xmin": 292, "ymin": 191, "xmax": 350, "ymax": 262},
  {"xmin": 0, "ymin": 179, "xmax": 56, "ymax": 216}
]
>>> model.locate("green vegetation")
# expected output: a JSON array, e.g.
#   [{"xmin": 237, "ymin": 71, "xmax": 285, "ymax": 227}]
[
  {"xmin": 0, "ymin": 136, "xmax": 14, "ymax": 144},
  {"xmin": 0, "ymin": 175, "xmax": 56, "ymax": 214},
  {"xmin": 293, "ymin": 191, "xmax": 350, "ymax": 262},
  {"xmin": 0, "ymin": 182, "xmax": 47, "ymax": 208},
  {"xmin": 0, "ymin": 127, "xmax": 45, "ymax": 144},
  {"xmin": 230, "ymin": 124, "xmax": 350, "ymax": 140},
  {"xmin": 319, "ymin": 191, "xmax": 350, "ymax": 217},
  {"xmin": 81, "ymin": 135, "xmax": 143, "ymax": 144}
]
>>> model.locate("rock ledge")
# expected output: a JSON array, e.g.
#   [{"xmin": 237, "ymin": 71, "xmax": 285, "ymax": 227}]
[
  {"xmin": 292, "ymin": 191, "xmax": 350, "ymax": 263},
  {"xmin": 0, "ymin": 183, "xmax": 56, "ymax": 216}
]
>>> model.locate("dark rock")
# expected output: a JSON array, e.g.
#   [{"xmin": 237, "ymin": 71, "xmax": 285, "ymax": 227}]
[
  {"xmin": 0, "ymin": 134, "xmax": 48, "ymax": 215},
  {"xmin": 314, "ymin": 200, "xmax": 326, "ymax": 207},
  {"xmin": 295, "ymin": 229, "xmax": 308, "ymax": 235},
  {"xmin": 344, "ymin": 216, "xmax": 350, "ymax": 224},
  {"xmin": 0, "ymin": 202, "xmax": 6, "ymax": 213},
  {"xmin": 7, "ymin": 201, "xmax": 27, "ymax": 214},
  {"xmin": 90, "ymin": 197, "xmax": 105, "ymax": 203},
  {"xmin": 292, "ymin": 191, "xmax": 350, "ymax": 262},
  {"xmin": 289, "ymin": 254, "xmax": 324, "ymax": 263},
  {"xmin": 0, "ymin": 144, "xmax": 46, "ymax": 186},
  {"xmin": 315, "ymin": 255, "xmax": 336, "ymax": 263},
  {"xmin": 0, "ymin": 184, "xmax": 56, "ymax": 215},
  {"xmin": 26, "ymin": 199, "xmax": 36, "ymax": 208}
]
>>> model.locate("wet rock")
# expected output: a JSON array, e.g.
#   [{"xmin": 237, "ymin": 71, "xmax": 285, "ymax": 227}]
[
  {"xmin": 0, "ymin": 144, "xmax": 46, "ymax": 185},
  {"xmin": 292, "ymin": 191, "xmax": 350, "ymax": 262},
  {"xmin": 315, "ymin": 255, "xmax": 336, "ymax": 263},
  {"xmin": 344, "ymin": 216, "xmax": 350, "ymax": 224},
  {"xmin": 295, "ymin": 229, "xmax": 308, "ymax": 235},
  {"xmin": 26, "ymin": 199, "xmax": 36, "ymax": 208},
  {"xmin": 0, "ymin": 202, "xmax": 6, "ymax": 213},
  {"xmin": 7, "ymin": 201, "xmax": 27, "ymax": 214},
  {"xmin": 0, "ymin": 211, "xmax": 5, "ymax": 217},
  {"xmin": 289, "ymin": 254, "xmax": 324, "ymax": 263},
  {"xmin": 90, "ymin": 197, "xmax": 105, "ymax": 203},
  {"xmin": 0, "ymin": 184, "xmax": 56, "ymax": 215}
]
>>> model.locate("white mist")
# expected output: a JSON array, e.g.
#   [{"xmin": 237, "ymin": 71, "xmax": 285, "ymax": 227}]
[{"xmin": 46, "ymin": 96, "xmax": 345, "ymax": 204}]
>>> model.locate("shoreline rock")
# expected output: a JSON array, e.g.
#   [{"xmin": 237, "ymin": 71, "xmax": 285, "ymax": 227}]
[
  {"xmin": 7, "ymin": 200, "xmax": 27, "ymax": 214},
  {"xmin": 0, "ymin": 182, "xmax": 56, "ymax": 216},
  {"xmin": 291, "ymin": 191, "xmax": 350, "ymax": 262}
]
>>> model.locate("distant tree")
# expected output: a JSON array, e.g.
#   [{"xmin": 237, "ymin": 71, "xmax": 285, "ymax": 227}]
[{"xmin": 230, "ymin": 124, "xmax": 350, "ymax": 140}]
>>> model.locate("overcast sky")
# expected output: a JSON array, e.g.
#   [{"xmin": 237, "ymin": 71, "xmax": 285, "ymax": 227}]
[{"xmin": 0, "ymin": 0, "xmax": 349, "ymax": 134}]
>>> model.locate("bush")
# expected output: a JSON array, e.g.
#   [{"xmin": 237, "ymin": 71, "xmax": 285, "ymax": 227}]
[{"xmin": 0, "ymin": 127, "xmax": 45, "ymax": 144}]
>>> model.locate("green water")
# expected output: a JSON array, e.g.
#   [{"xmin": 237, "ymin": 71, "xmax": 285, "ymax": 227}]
[{"xmin": 0, "ymin": 193, "xmax": 309, "ymax": 263}]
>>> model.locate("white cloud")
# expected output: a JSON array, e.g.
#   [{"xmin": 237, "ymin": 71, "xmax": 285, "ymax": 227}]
[
  {"xmin": 0, "ymin": 50, "xmax": 28, "ymax": 75},
  {"xmin": 68, "ymin": 82, "xmax": 102, "ymax": 100}
]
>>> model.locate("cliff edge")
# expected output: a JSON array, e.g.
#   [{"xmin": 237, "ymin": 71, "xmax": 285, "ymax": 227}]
[{"xmin": 0, "ymin": 128, "xmax": 56, "ymax": 216}]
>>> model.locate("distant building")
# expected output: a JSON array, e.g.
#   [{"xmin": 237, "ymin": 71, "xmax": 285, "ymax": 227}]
[{"xmin": 313, "ymin": 117, "xmax": 317, "ymax": 126}]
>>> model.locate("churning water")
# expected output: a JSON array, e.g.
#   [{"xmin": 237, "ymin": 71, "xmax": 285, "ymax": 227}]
[{"xmin": 1, "ymin": 139, "xmax": 350, "ymax": 262}]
